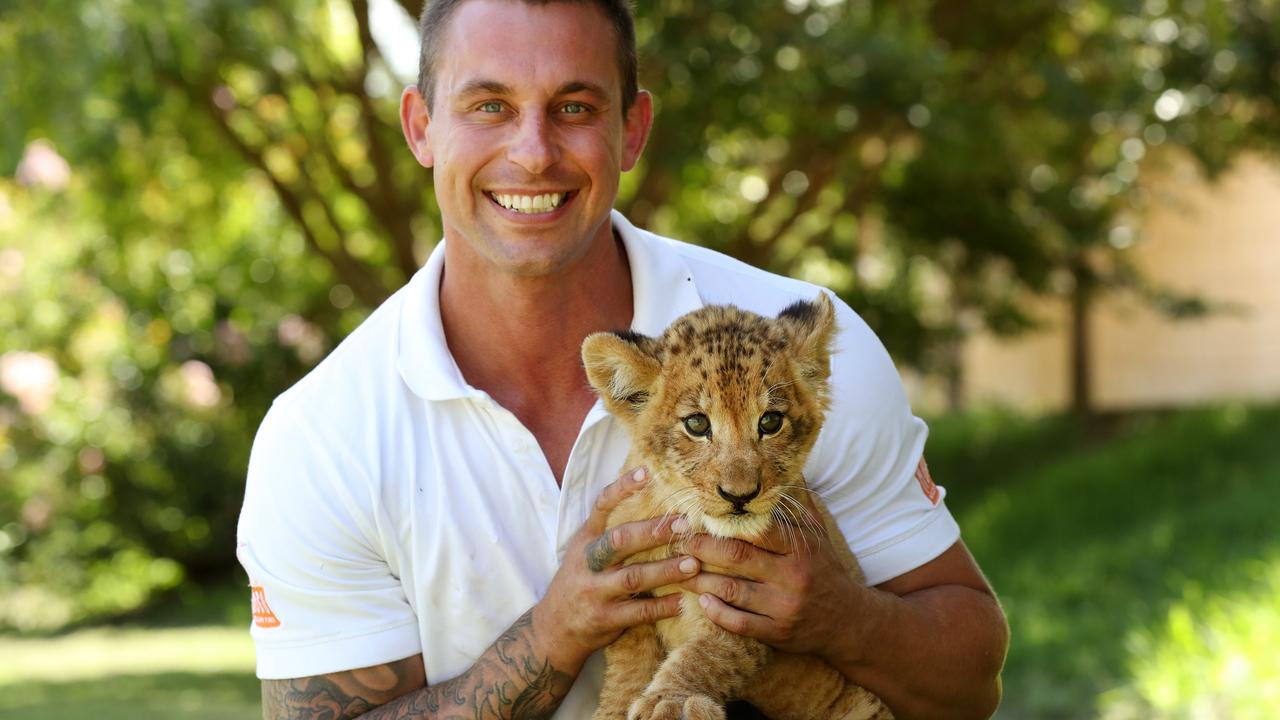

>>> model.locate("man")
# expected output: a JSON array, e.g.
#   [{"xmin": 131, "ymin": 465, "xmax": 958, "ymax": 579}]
[{"xmin": 236, "ymin": 0, "xmax": 1009, "ymax": 718}]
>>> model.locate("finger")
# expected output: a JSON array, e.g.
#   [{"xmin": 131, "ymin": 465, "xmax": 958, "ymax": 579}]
[
  {"xmin": 681, "ymin": 534, "xmax": 780, "ymax": 581},
  {"xmin": 616, "ymin": 592, "xmax": 683, "ymax": 627},
  {"xmin": 585, "ymin": 514, "xmax": 682, "ymax": 573},
  {"xmin": 678, "ymin": 571, "xmax": 768, "ymax": 614},
  {"xmin": 583, "ymin": 467, "xmax": 649, "ymax": 535},
  {"xmin": 607, "ymin": 555, "xmax": 700, "ymax": 596},
  {"xmin": 697, "ymin": 593, "xmax": 776, "ymax": 641}
]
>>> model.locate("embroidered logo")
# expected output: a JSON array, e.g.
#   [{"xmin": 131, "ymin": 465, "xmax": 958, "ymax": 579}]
[
  {"xmin": 915, "ymin": 457, "xmax": 940, "ymax": 505},
  {"xmin": 251, "ymin": 585, "xmax": 281, "ymax": 628}
]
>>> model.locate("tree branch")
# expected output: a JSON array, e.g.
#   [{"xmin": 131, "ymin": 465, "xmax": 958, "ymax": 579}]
[
  {"xmin": 350, "ymin": 0, "xmax": 421, "ymax": 279},
  {"xmin": 199, "ymin": 91, "xmax": 391, "ymax": 307}
]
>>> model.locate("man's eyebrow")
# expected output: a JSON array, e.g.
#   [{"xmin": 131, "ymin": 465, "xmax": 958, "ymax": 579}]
[
  {"xmin": 557, "ymin": 81, "xmax": 611, "ymax": 102},
  {"xmin": 450, "ymin": 78, "xmax": 612, "ymax": 103},
  {"xmin": 453, "ymin": 79, "xmax": 514, "ymax": 98}
]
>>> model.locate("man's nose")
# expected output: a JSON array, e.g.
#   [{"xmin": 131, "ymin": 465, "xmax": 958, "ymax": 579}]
[{"xmin": 507, "ymin": 113, "xmax": 560, "ymax": 175}]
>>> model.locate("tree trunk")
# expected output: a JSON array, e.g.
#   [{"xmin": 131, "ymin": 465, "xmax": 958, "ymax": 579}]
[{"xmin": 1069, "ymin": 255, "xmax": 1094, "ymax": 423}]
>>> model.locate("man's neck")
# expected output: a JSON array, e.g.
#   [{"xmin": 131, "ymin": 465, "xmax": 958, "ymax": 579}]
[{"xmin": 438, "ymin": 227, "xmax": 634, "ymax": 410}]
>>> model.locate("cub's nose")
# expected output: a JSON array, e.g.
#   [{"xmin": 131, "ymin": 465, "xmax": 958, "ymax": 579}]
[{"xmin": 717, "ymin": 485, "xmax": 761, "ymax": 506}]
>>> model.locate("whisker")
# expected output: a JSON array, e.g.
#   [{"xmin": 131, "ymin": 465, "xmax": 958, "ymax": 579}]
[
  {"xmin": 775, "ymin": 484, "xmax": 830, "ymax": 538},
  {"xmin": 769, "ymin": 506, "xmax": 792, "ymax": 550},
  {"xmin": 777, "ymin": 483, "xmax": 833, "ymax": 502},
  {"xmin": 777, "ymin": 506, "xmax": 803, "ymax": 555},
  {"xmin": 777, "ymin": 492, "xmax": 822, "ymax": 548},
  {"xmin": 772, "ymin": 498, "xmax": 808, "ymax": 554},
  {"xmin": 666, "ymin": 493, "xmax": 702, "ymax": 555}
]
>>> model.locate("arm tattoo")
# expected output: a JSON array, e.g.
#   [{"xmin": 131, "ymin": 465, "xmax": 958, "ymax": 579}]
[
  {"xmin": 584, "ymin": 531, "xmax": 616, "ymax": 573},
  {"xmin": 262, "ymin": 610, "xmax": 575, "ymax": 720}
]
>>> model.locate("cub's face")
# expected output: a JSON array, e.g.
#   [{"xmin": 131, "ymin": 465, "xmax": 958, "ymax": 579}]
[{"xmin": 582, "ymin": 295, "xmax": 836, "ymax": 539}]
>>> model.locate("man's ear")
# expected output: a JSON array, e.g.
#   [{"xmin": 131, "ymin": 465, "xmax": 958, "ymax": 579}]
[
  {"xmin": 777, "ymin": 293, "xmax": 837, "ymax": 383},
  {"xmin": 620, "ymin": 90, "xmax": 654, "ymax": 172},
  {"xmin": 581, "ymin": 330, "xmax": 661, "ymax": 418},
  {"xmin": 400, "ymin": 85, "xmax": 434, "ymax": 168}
]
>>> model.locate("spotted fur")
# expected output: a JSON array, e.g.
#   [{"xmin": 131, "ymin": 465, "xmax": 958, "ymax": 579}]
[{"xmin": 582, "ymin": 294, "xmax": 892, "ymax": 720}]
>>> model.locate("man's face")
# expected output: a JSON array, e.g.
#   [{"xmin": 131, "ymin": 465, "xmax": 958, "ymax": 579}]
[{"xmin": 403, "ymin": 0, "xmax": 651, "ymax": 278}]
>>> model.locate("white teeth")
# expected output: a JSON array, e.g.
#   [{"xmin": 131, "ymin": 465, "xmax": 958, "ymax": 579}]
[{"xmin": 492, "ymin": 192, "xmax": 566, "ymax": 214}]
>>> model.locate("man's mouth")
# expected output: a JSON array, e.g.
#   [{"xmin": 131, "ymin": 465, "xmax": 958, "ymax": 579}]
[{"xmin": 485, "ymin": 191, "xmax": 572, "ymax": 214}]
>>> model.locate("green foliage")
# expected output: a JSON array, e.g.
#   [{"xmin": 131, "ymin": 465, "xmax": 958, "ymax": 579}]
[
  {"xmin": 2, "ymin": 0, "xmax": 1279, "ymax": 630},
  {"xmin": 930, "ymin": 404, "xmax": 1280, "ymax": 718}
]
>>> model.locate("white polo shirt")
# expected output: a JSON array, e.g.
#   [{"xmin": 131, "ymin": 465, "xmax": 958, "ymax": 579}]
[{"xmin": 236, "ymin": 210, "xmax": 959, "ymax": 717}]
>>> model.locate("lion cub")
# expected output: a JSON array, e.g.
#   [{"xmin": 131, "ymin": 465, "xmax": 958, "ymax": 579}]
[{"xmin": 581, "ymin": 294, "xmax": 890, "ymax": 720}]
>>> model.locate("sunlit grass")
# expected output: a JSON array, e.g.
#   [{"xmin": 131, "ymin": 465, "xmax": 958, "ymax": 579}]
[
  {"xmin": 929, "ymin": 403, "xmax": 1280, "ymax": 719},
  {"xmin": 1100, "ymin": 555, "xmax": 1280, "ymax": 719},
  {"xmin": 0, "ymin": 625, "xmax": 258, "ymax": 720}
]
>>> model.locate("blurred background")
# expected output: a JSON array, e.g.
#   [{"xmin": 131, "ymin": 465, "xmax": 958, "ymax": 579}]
[{"xmin": 1, "ymin": 0, "xmax": 1277, "ymax": 717}]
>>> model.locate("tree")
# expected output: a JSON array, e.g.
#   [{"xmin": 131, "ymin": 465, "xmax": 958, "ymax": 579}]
[{"xmin": 1, "ymin": 0, "xmax": 1278, "ymax": 627}]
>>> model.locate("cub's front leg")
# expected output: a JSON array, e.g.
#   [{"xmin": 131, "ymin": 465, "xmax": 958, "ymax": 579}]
[
  {"xmin": 628, "ymin": 593, "xmax": 771, "ymax": 720},
  {"xmin": 594, "ymin": 623, "xmax": 665, "ymax": 720}
]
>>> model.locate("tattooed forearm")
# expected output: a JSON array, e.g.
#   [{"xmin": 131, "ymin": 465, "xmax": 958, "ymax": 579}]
[
  {"xmin": 262, "ymin": 654, "xmax": 422, "ymax": 720},
  {"xmin": 261, "ymin": 610, "xmax": 575, "ymax": 720}
]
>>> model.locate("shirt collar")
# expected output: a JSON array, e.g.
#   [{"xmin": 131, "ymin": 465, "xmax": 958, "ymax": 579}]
[{"xmin": 396, "ymin": 209, "xmax": 704, "ymax": 402}]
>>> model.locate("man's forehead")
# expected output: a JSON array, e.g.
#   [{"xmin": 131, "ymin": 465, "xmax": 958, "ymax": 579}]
[{"xmin": 435, "ymin": 0, "xmax": 622, "ymax": 97}]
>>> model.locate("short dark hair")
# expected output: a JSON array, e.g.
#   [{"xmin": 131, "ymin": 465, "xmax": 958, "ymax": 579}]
[{"xmin": 416, "ymin": 0, "xmax": 639, "ymax": 116}]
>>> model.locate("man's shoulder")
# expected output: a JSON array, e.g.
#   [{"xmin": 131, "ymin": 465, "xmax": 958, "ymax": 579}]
[
  {"xmin": 635, "ymin": 225, "xmax": 902, "ymax": 402},
  {"xmin": 641, "ymin": 228, "xmax": 832, "ymax": 312}
]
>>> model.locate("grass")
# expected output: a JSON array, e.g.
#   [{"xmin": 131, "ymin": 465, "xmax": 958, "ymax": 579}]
[
  {"xmin": 928, "ymin": 403, "xmax": 1280, "ymax": 719},
  {"xmin": 1, "ymin": 403, "xmax": 1276, "ymax": 719},
  {"xmin": 0, "ymin": 626, "xmax": 258, "ymax": 720}
]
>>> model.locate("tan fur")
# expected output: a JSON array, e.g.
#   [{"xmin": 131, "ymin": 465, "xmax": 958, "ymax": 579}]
[{"xmin": 582, "ymin": 295, "xmax": 892, "ymax": 720}]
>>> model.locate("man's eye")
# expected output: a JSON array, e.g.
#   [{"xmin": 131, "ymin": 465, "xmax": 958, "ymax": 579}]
[
  {"xmin": 561, "ymin": 102, "xmax": 588, "ymax": 114},
  {"xmin": 478, "ymin": 101, "xmax": 503, "ymax": 113}
]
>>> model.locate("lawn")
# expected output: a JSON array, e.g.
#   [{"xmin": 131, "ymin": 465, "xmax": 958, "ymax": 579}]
[
  {"xmin": 929, "ymin": 403, "xmax": 1280, "ymax": 719},
  {"xmin": 0, "ymin": 626, "xmax": 259, "ymax": 720},
  {"xmin": 1, "ymin": 403, "xmax": 1276, "ymax": 719}
]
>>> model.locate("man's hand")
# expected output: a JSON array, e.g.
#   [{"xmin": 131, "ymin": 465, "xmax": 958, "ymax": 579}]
[
  {"xmin": 675, "ymin": 494, "xmax": 865, "ymax": 660},
  {"xmin": 532, "ymin": 467, "xmax": 700, "ymax": 673},
  {"xmin": 679, "ymin": 491, "xmax": 1008, "ymax": 719}
]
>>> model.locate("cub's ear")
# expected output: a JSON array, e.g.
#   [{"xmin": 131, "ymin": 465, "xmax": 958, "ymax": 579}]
[
  {"xmin": 581, "ymin": 330, "xmax": 661, "ymax": 418},
  {"xmin": 777, "ymin": 293, "xmax": 837, "ymax": 382}
]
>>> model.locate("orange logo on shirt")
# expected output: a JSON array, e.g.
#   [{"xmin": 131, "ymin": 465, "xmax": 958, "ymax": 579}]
[
  {"xmin": 915, "ymin": 458, "xmax": 940, "ymax": 505},
  {"xmin": 251, "ymin": 585, "xmax": 281, "ymax": 628}
]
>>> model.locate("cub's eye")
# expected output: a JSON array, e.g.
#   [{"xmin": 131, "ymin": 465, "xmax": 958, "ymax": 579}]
[
  {"xmin": 758, "ymin": 411, "xmax": 784, "ymax": 436},
  {"xmin": 683, "ymin": 413, "xmax": 711, "ymax": 437}
]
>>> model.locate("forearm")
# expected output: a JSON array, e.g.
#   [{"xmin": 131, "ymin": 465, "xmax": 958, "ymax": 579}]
[
  {"xmin": 367, "ymin": 610, "xmax": 575, "ymax": 720},
  {"xmin": 264, "ymin": 609, "xmax": 577, "ymax": 720},
  {"xmin": 828, "ymin": 584, "xmax": 1008, "ymax": 719}
]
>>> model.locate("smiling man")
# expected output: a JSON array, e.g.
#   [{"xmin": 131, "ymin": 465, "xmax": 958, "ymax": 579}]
[{"xmin": 235, "ymin": 1, "xmax": 1008, "ymax": 719}]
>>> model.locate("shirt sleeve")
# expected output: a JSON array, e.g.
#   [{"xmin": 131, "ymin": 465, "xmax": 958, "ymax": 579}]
[
  {"xmin": 236, "ymin": 401, "xmax": 421, "ymax": 679},
  {"xmin": 803, "ymin": 296, "xmax": 960, "ymax": 587}
]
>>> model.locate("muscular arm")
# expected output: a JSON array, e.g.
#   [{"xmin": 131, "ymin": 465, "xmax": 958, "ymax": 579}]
[
  {"xmin": 685, "ymin": 536, "xmax": 1008, "ymax": 719},
  {"xmin": 825, "ymin": 542, "xmax": 1008, "ymax": 719},
  {"xmin": 262, "ymin": 609, "xmax": 574, "ymax": 720}
]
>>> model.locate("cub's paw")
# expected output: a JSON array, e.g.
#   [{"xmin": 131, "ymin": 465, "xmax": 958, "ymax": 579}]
[{"xmin": 627, "ymin": 692, "xmax": 724, "ymax": 720}]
